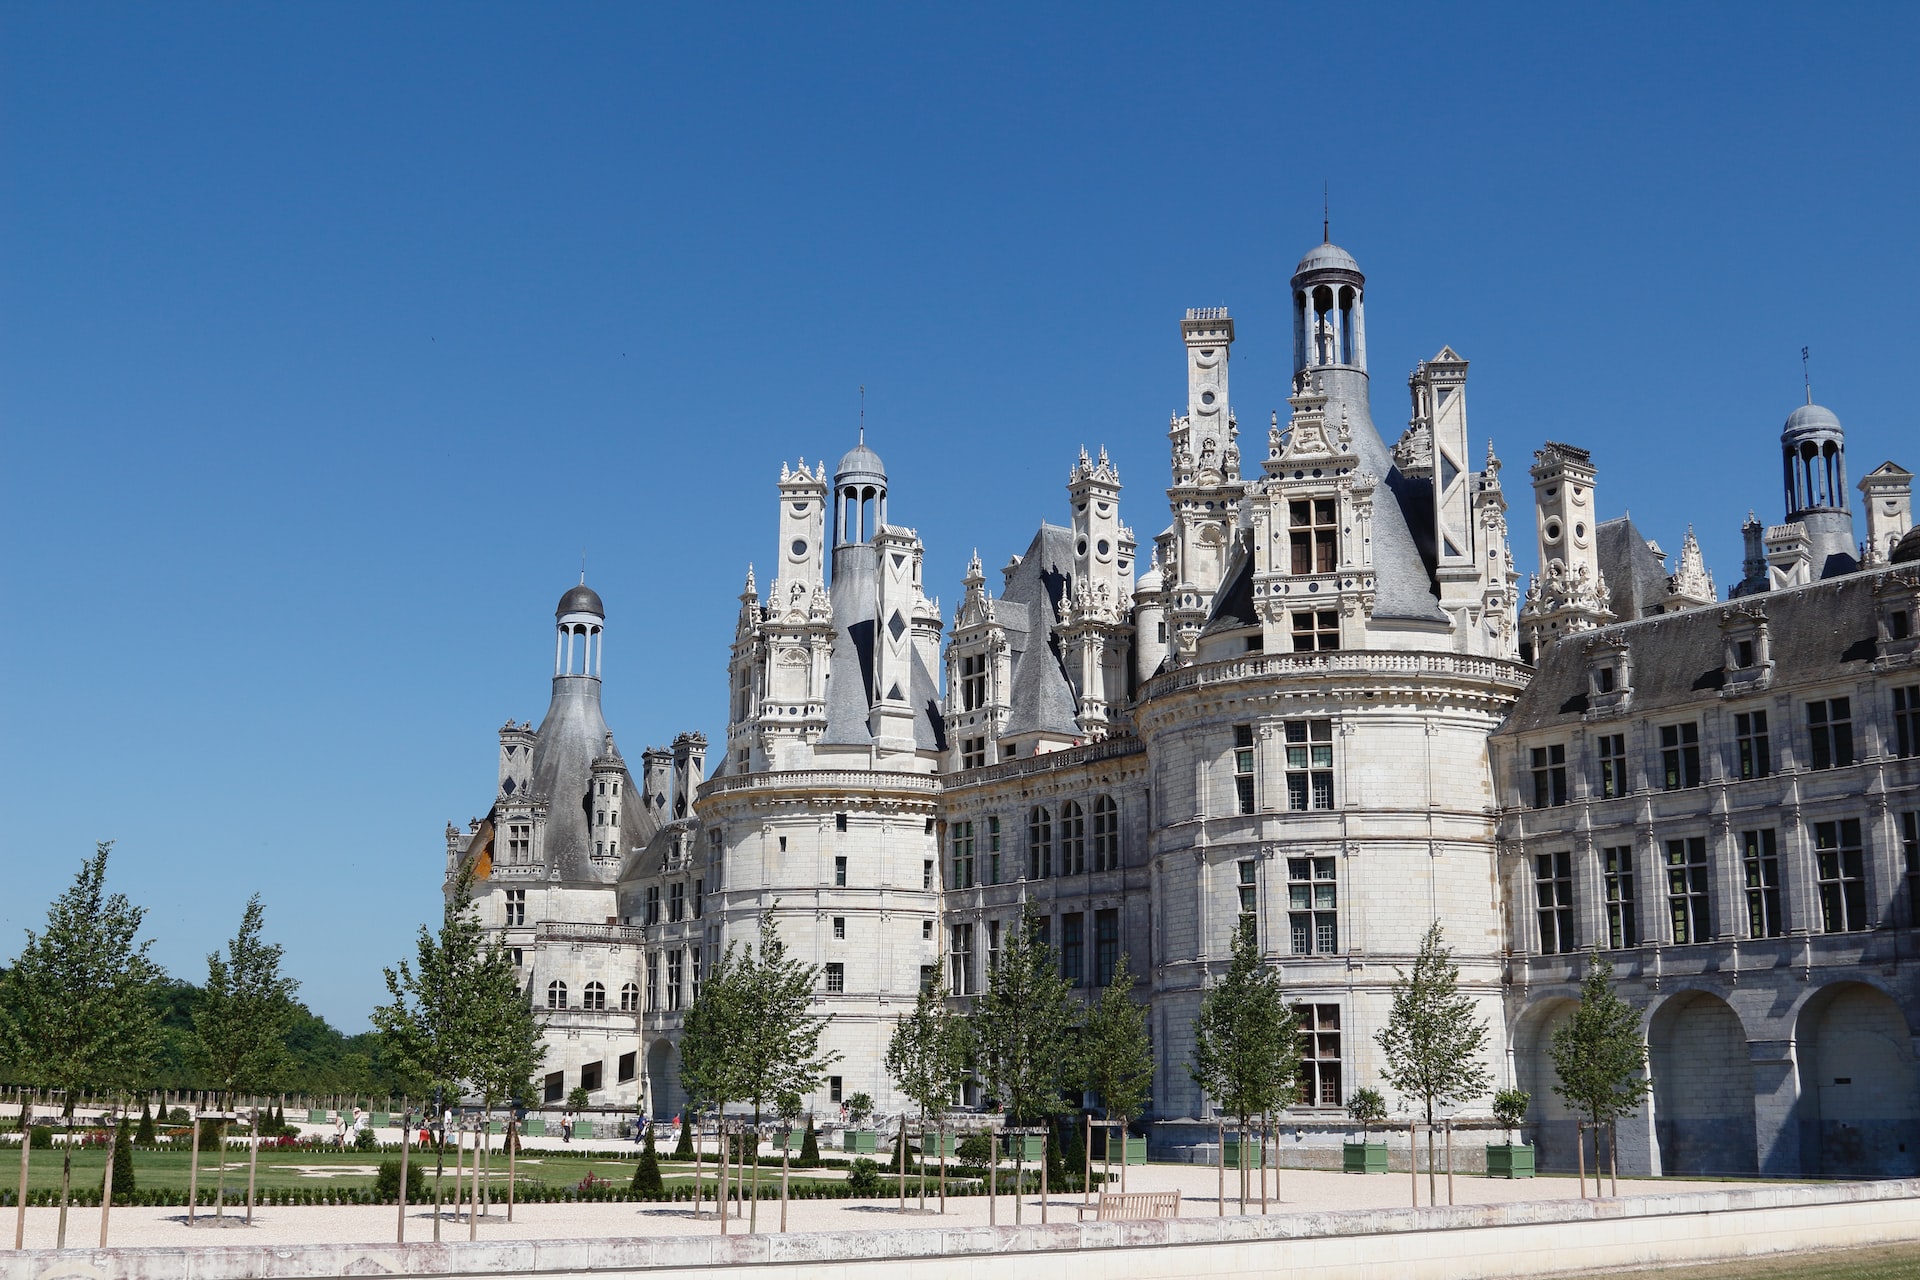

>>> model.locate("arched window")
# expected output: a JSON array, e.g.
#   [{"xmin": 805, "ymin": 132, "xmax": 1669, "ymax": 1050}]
[
  {"xmin": 1091, "ymin": 795, "xmax": 1119, "ymax": 871},
  {"xmin": 620, "ymin": 982, "xmax": 640, "ymax": 1012},
  {"xmin": 1059, "ymin": 800, "xmax": 1086, "ymax": 875},
  {"xmin": 583, "ymin": 981, "xmax": 607, "ymax": 1010},
  {"xmin": 1028, "ymin": 806, "xmax": 1052, "ymax": 880},
  {"xmin": 546, "ymin": 981, "xmax": 568, "ymax": 1010}
]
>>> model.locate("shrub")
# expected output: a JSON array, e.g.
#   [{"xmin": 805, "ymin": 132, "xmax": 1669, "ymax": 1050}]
[
  {"xmin": 354, "ymin": 1126, "xmax": 377, "ymax": 1152},
  {"xmin": 135, "ymin": 1102, "xmax": 156, "ymax": 1146},
  {"xmin": 1347, "ymin": 1087, "xmax": 1388, "ymax": 1135},
  {"xmin": 374, "ymin": 1159, "xmax": 426, "ymax": 1202},
  {"xmin": 955, "ymin": 1132, "xmax": 991, "ymax": 1169},
  {"xmin": 1492, "ymin": 1088, "xmax": 1531, "ymax": 1140},
  {"xmin": 28, "ymin": 1126, "xmax": 52, "ymax": 1150},
  {"xmin": 671, "ymin": 1118, "xmax": 693, "ymax": 1161},
  {"xmin": 166, "ymin": 1108, "xmax": 189, "ymax": 1125},
  {"xmin": 800, "ymin": 1116, "xmax": 819, "ymax": 1165},
  {"xmin": 845, "ymin": 1093, "xmax": 874, "ymax": 1128},
  {"xmin": 111, "ymin": 1119, "xmax": 135, "ymax": 1198},
  {"xmin": 845, "ymin": 1157, "xmax": 883, "ymax": 1197},
  {"xmin": 631, "ymin": 1125, "xmax": 662, "ymax": 1196}
]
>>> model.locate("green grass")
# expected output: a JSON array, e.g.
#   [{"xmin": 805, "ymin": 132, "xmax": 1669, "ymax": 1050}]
[{"xmin": 1562, "ymin": 1244, "xmax": 1920, "ymax": 1280}]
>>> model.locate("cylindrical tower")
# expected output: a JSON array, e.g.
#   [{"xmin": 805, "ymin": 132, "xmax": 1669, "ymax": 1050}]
[{"xmin": 1780, "ymin": 401, "xmax": 1857, "ymax": 579}]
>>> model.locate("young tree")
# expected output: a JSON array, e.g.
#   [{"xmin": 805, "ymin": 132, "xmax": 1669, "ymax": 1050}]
[
  {"xmin": 193, "ymin": 895, "xmax": 299, "ymax": 1222},
  {"xmin": 885, "ymin": 967, "xmax": 970, "ymax": 1209},
  {"xmin": 1548, "ymin": 952, "xmax": 1651, "ymax": 1187},
  {"xmin": 1375, "ymin": 921, "xmax": 1492, "ymax": 1203},
  {"xmin": 0, "ymin": 844, "xmax": 163, "ymax": 1247},
  {"xmin": 1189, "ymin": 921, "xmax": 1299, "ymax": 1210},
  {"xmin": 468, "ymin": 938, "xmax": 544, "ymax": 1215},
  {"xmin": 631, "ymin": 1121, "xmax": 663, "ymax": 1195},
  {"xmin": 372, "ymin": 862, "xmax": 486, "ymax": 1241},
  {"xmin": 679, "ymin": 939, "xmax": 745, "ymax": 1219},
  {"xmin": 974, "ymin": 906, "xmax": 1077, "ymax": 1219},
  {"xmin": 1081, "ymin": 952, "xmax": 1154, "ymax": 1192}
]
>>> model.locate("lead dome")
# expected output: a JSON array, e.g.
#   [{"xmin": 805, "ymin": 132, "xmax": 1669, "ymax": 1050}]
[{"xmin": 556, "ymin": 583, "xmax": 605, "ymax": 618}]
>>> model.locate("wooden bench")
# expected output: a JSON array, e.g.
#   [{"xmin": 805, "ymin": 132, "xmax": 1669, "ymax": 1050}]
[{"xmin": 1075, "ymin": 1190, "xmax": 1181, "ymax": 1220}]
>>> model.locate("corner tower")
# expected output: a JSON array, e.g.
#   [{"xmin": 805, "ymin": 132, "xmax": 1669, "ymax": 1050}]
[{"xmin": 1781, "ymin": 400, "xmax": 1858, "ymax": 579}]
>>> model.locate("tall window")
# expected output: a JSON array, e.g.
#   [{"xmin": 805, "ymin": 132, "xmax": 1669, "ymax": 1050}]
[
  {"xmin": 1233, "ymin": 725, "xmax": 1257, "ymax": 814},
  {"xmin": 960, "ymin": 652, "xmax": 987, "ymax": 711},
  {"xmin": 961, "ymin": 736, "xmax": 987, "ymax": 769},
  {"xmin": 1741, "ymin": 829, "xmax": 1783, "ymax": 938},
  {"xmin": 508, "ymin": 824, "xmax": 531, "ymax": 863},
  {"xmin": 1294, "ymin": 1004, "xmax": 1342, "ymax": 1107},
  {"xmin": 1060, "ymin": 912, "xmax": 1085, "ymax": 986},
  {"xmin": 832, "ymin": 916, "xmax": 846, "ymax": 939},
  {"xmin": 1734, "ymin": 710, "xmax": 1771, "ymax": 780},
  {"xmin": 950, "ymin": 821, "xmax": 975, "ymax": 889},
  {"xmin": 1535, "ymin": 852, "xmax": 1575, "ymax": 954},
  {"xmin": 668, "ymin": 881, "xmax": 685, "ymax": 922},
  {"xmin": 1095, "ymin": 908, "xmax": 1120, "ymax": 986},
  {"xmin": 1807, "ymin": 698, "xmax": 1854, "ymax": 770},
  {"xmin": 1288, "ymin": 857, "xmax": 1338, "ymax": 954},
  {"xmin": 693, "ymin": 878, "xmax": 703, "ymax": 919},
  {"xmin": 1289, "ymin": 498, "xmax": 1339, "ymax": 574},
  {"xmin": 620, "ymin": 982, "xmax": 639, "ymax": 1012},
  {"xmin": 1660, "ymin": 723, "xmax": 1701, "ymax": 790},
  {"xmin": 645, "ymin": 885, "xmax": 660, "ymax": 926},
  {"xmin": 1285, "ymin": 719, "xmax": 1335, "ymax": 810},
  {"xmin": 1059, "ymin": 801, "xmax": 1086, "ymax": 875},
  {"xmin": 1665, "ymin": 837, "xmax": 1710, "ymax": 944},
  {"xmin": 1595, "ymin": 734, "xmax": 1627, "ymax": 799},
  {"xmin": 986, "ymin": 920, "xmax": 1001, "ymax": 974},
  {"xmin": 666, "ymin": 951, "xmax": 684, "ymax": 1011},
  {"xmin": 1530, "ymin": 744, "xmax": 1568, "ymax": 808},
  {"xmin": 1292, "ymin": 610, "xmax": 1339, "ymax": 652},
  {"xmin": 834, "ymin": 855, "xmax": 848, "ymax": 887},
  {"xmin": 691, "ymin": 946, "xmax": 702, "ymax": 1001},
  {"xmin": 1903, "ymin": 811, "xmax": 1920, "ymax": 924},
  {"xmin": 505, "ymin": 889, "xmax": 526, "ymax": 927},
  {"xmin": 546, "ymin": 980, "xmax": 569, "ymax": 1010},
  {"xmin": 1028, "ymin": 806, "xmax": 1052, "ymax": 880},
  {"xmin": 1237, "ymin": 858, "xmax": 1258, "ymax": 933},
  {"xmin": 1602, "ymin": 846, "xmax": 1637, "ymax": 948},
  {"xmin": 709, "ymin": 828, "xmax": 724, "ymax": 887},
  {"xmin": 583, "ymin": 981, "xmax": 606, "ymax": 1011},
  {"xmin": 1814, "ymin": 818, "xmax": 1867, "ymax": 933},
  {"xmin": 987, "ymin": 816, "xmax": 1002, "ymax": 884},
  {"xmin": 1894, "ymin": 686, "xmax": 1920, "ymax": 758},
  {"xmin": 1091, "ymin": 796, "xmax": 1119, "ymax": 871},
  {"xmin": 825, "ymin": 962, "xmax": 846, "ymax": 994},
  {"xmin": 950, "ymin": 924, "xmax": 973, "ymax": 996},
  {"xmin": 645, "ymin": 953, "xmax": 659, "ymax": 1011}
]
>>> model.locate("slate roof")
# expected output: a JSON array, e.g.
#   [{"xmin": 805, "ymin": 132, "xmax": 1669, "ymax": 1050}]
[
  {"xmin": 526, "ymin": 675, "xmax": 652, "ymax": 879},
  {"xmin": 1596, "ymin": 515, "xmax": 1672, "ymax": 622},
  {"xmin": 998, "ymin": 523, "xmax": 1084, "ymax": 739}
]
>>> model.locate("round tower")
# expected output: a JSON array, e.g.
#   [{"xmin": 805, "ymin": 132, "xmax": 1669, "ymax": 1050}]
[
  {"xmin": 555, "ymin": 580, "xmax": 605, "ymax": 678},
  {"xmin": 1291, "ymin": 239, "xmax": 1367, "ymax": 376},
  {"xmin": 833, "ymin": 442, "xmax": 888, "ymax": 546},
  {"xmin": 1781, "ymin": 401, "xmax": 1857, "ymax": 579}
]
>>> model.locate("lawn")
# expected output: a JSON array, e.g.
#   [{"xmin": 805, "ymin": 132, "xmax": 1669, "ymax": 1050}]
[{"xmin": 1562, "ymin": 1246, "xmax": 1920, "ymax": 1280}]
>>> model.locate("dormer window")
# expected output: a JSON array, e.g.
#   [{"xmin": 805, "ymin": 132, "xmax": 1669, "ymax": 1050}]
[
  {"xmin": 1584, "ymin": 637, "xmax": 1632, "ymax": 717},
  {"xmin": 1720, "ymin": 608, "xmax": 1775, "ymax": 695},
  {"xmin": 1873, "ymin": 571, "xmax": 1920, "ymax": 665},
  {"xmin": 1594, "ymin": 666, "xmax": 1615, "ymax": 693},
  {"xmin": 1289, "ymin": 499, "xmax": 1339, "ymax": 574}
]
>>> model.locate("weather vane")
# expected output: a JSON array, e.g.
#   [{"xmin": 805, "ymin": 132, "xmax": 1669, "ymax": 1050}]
[{"xmin": 1801, "ymin": 345, "xmax": 1811, "ymax": 405}]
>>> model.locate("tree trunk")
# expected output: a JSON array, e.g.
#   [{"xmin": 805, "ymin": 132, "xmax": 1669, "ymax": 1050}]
[
  {"xmin": 1609, "ymin": 1121, "xmax": 1619, "ymax": 1197},
  {"xmin": 718, "ymin": 1118, "xmax": 729, "ymax": 1233},
  {"xmin": 505, "ymin": 1118, "xmax": 516, "ymax": 1224},
  {"xmin": 469, "ymin": 1121, "xmax": 480, "ymax": 1240},
  {"xmin": 55, "ymin": 1100, "xmax": 73, "ymax": 1249},
  {"xmin": 1216, "ymin": 1120, "xmax": 1224, "ymax": 1217},
  {"xmin": 1083, "ymin": 1117, "xmax": 1093, "ymax": 1208},
  {"xmin": 691, "ymin": 1116, "xmax": 704, "ymax": 1217},
  {"xmin": 917, "ymin": 1118, "xmax": 926, "ymax": 1212},
  {"xmin": 937, "ymin": 1122, "xmax": 946, "ymax": 1215},
  {"xmin": 246, "ymin": 1104, "xmax": 261, "ymax": 1225},
  {"xmin": 780, "ymin": 1121, "xmax": 791, "ymax": 1232},
  {"xmin": 397, "ymin": 1117, "xmax": 410, "ymax": 1243},
  {"xmin": 98, "ymin": 1099, "xmax": 118, "ymax": 1248},
  {"xmin": 1575, "ymin": 1120, "xmax": 1587, "ymax": 1199},
  {"xmin": 188, "ymin": 1105, "xmax": 201, "ymax": 1226},
  {"xmin": 898, "ymin": 1114, "xmax": 908, "ymax": 1214},
  {"xmin": 14, "ymin": 1101, "xmax": 30, "ymax": 1250},
  {"xmin": 750, "ymin": 1112, "xmax": 761, "ymax": 1234},
  {"xmin": 432, "ymin": 1115, "xmax": 446, "ymax": 1242},
  {"xmin": 1425, "ymin": 1107, "xmax": 1437, "ymax": 1207}
]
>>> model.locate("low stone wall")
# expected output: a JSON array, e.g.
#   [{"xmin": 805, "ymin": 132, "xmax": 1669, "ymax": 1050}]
[{"xmin": 7, "ymin": 1180, "xmax": 1918, "ymax": 1280}]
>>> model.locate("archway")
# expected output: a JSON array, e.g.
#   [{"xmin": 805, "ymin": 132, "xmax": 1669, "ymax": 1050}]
[
  {"xmin": 646, "ymin": 1039, "xmax": 679, "ymax": 1120},
  {"xmin": 1513, "ymin": 997, "xmax": 1581, "ymax": 1172},
  {"xmin": 1648, "ymin": 990, "xmax": 1756, "ymax": 1175},
  {"xmin": 1796, "ymin": 982, "xmax": 1920, "ymax": 1177}
]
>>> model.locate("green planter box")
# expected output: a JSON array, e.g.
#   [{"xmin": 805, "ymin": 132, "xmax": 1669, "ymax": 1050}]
[
  {"xmin": 369, "ymin": 1112, "xmax": 390, "ymax": 1128},
  {"xmin": 774, "ymin": 1131, "xmax": 806, "ymax": 1151},
  {"xmin": 1485, "ymin": 1143, "xmax": 1535, "ymax": 1178},
  {"xmin": 922, "ymin": 1132, "xmax": 965, "ymax": 1157},
  {"xmin": 523, "ymin": 1118, "xmax": 545, "ymax": 1137},
  {"xmin": 1095, "ymin": 1133, "xmax": 1148, "ymax": 1164},
  {"xmin": 842, "ymin": 1130, "xmax": 878, "ymax": 1154},
  {"xmin": 1343, "ymin": 1141, "xmax": 1390, "ymax": 1174},
  {"xmin": 490, "ymin": 1120, "xmax": 507, "ymax": 1134},
  {"xmin": 1000, "ymin": 1133, "xmax": 1044, "ymax": 1162},
  {"xmin": 1222, "ymin": 1138, "xmax": 1265, "ymax": 1169},
  {"xmin": 307, "ymin": 1109, "xmax": 328, "ymax": 1125}
]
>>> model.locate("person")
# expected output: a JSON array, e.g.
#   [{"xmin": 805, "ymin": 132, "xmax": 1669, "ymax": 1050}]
[{"xmin": 333, "ymin": 1112, "xmax": 347, "ymax": 1148}]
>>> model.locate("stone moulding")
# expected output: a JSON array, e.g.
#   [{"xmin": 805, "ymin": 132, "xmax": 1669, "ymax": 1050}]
[{"xmin": 6, "ymin": 1179, "xmax": 1918, "ymax": 1280}]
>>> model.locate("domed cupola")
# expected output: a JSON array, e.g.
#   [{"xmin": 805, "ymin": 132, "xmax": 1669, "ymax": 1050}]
[
  {"xmin": 834, "ymin": 439, "xmax": 888, "ymax": 545},
  {"xmin": 1290, "ymin": 234, "xmax": 1367, "ymax": 376},
  {"xmin": 555, "ymin": 577, "xmax": 605, "ymax": 678},
  {"xmin": 1779, "ymin": 394, "xmax": 1857, "ymax": 580}
]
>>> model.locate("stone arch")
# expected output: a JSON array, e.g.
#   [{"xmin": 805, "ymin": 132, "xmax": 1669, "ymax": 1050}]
[
  {"xmin": 1512, "ymin": 997, "xmax": 1581, "ymax": 1171},
  {"xmin": 1648, "ymin": 989, "xmax": 1756, "ymax": 1175},
  {"xmin": 1795, "ymin": 981, "xmax": 1920, "ymax": 1177},
  {"xmin": 646, "ymin": 1038, "xmax": 679, "ymax": 1120}
]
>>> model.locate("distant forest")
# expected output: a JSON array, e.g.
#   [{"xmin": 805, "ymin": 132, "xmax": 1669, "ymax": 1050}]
[{"xmin": 147, "ymin": 978, "xmax": 402, "ymax": 1095}]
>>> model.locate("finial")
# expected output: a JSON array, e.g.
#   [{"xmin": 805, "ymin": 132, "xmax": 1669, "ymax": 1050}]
[
  {"xmin": 859, "ymin": 384, "xmax": 866, "ymax": 444},
  {"xmin": 580, "ymin": 552, "xmax": 587, "ymax": 585},
  {"xmin": 1802, "ymin": 345, "xmax": 1811, "ymax": 405},
  {"xmin": 1323, "ymin": 181, "xmax": 1329, "ymax": 244}
]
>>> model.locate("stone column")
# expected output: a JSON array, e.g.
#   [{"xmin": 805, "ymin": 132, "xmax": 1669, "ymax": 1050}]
[{"xmin": 1749, "ymin": 1037, "xmax": 1803, "ymax": 1176}]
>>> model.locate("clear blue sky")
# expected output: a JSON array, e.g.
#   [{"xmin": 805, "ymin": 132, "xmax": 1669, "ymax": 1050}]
[{"xmin": 4, "ymin": 4, "xmax": 1915, "ymax": 1029}]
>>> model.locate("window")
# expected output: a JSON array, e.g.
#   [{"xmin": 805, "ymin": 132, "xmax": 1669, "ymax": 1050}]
[
  {"xmin": 1286, "ymin": 720, "xmax": 1335, "ymax": 810},
  {"xmin": 987, "ymin": 816, "xmax": 1002, "ymax": 884},
  {"xmin": 505, "ymin": 889, "xmax": 526, "ymax": 927},
  {"xmin": 580, "ymin": 1061, "xmax": 602, "ymax": 1093},
  {"xmin": 961, "ymin": 653, "xmax": 987, "ymax": 711},
  {"xmin": 669, "ymin": 881, "xmax": 685, "ymax": 922},
  {"xmin": 1294, "ymin": 1004, "xmax": 1341, "ymax": 1107},
  {"xmin": 1807, "ymin": 698, "xmax": 1854, "ymax": 770},
  {"xmin": 825, "ymin": 962, "xmax": 846, "ymax": 994},
  {"xmin": 1602, "ymin": 846, "xmax": 1637, "ymax": 948},
  {"xmin": 646, "ymin": 952, "xmax": 659, "ymax": 1011},
  {"xmin": 596, "ymin": 809, "xmax": 605, "ymax": 827},
  {"xmin": 1530, "ymin": 744, "xmax": 1568, "ymax": 807},
  {"xmin": 691, "ymin": 946, "xmax": 702, "ymax": 1001},
  {"xmin": 961, "ymin": 736, "xmax": 987, "ymax": 769},
  {"xmin": 829, "ymin": 1076, "xmax": 843, "ymax": 1103},
  {"xmin": 1292, "ymin": 610, "xmax": 1340, "ymax": 652},
  {"xmin": 618, "ymin": 1052, "xmax": 636, "ymax": 1083},
  {"xmin": 583, "ymin": 980, "xmax": 607, "ymax": 1010},
  {"xmin": 1095, "ymin": 908, "xmax": 1120, "ymax": 985},
  {"xmin": 922, "ymin": 919, "xmax": 934, "ymax": 940},
  {"xmin": 1894, "ymin": 686, "xmax": 1920, "ymax": 758},
  {"xmin": 1660, "ymin": 723, "xmax": 1700, "ymax": 790},
  {"xmin": 693, "ymin": 878, "xmax": 703, "ymax": 919},
  {"xmin": 1233, "ymin": 725, "xmax": 1257, "ymax": 814},
  {"xmin": 1595, "ymin": 734, "xmax": 1627, "ymax": 799},
  {"xmin": 1665, "ymin": 837, "xmax": 1710, "ymax": 944},
  {"xmin": 1288, "ymin": 857, "xmax": 1338, "ymax": 954},
  {"xmin": 950, "ymin": 924, "xmax": 974, "ymax": 996},
  {"xmin": 544, "ymin": 1071, "xmax": 563, "ymax": 1104},
  {"xmin": 923, "ymin": 859, "xmax": 934, "ymax": 890},
  {"xmin": 709, "ymin": 828, "xmax": 724, "ymax": 886},
  {"xmin": 950, "ymin": 821, "xmax": 975, "ymax": 889},
  {"xmin": 919, "ymin": 964, "xmax": 935, "ymax": 991},
  {"xmin": 836, "ymin": 812, "xmax": 848, "ymax": 832},
  {"xmin": 1741, "ymin": 829, "xmax": 1783, "ymax": 938},
  {"xmin": 620, "ymin": 982, "xmax": 640, "ymax": 1012},
  {"xmin": 1289, "ymin": 498, "xmax": 1339, "ymax": 575},
  {"xmin": 510, "ymin": 947, "xmax": 524, "ymax": 968},
  {"xmin": 835, "ymin": 855, "xmax": 848, "ymax": 887},
  {"xmin": 1814, "ymin": 818, "xmax": 1867, "ymax": 933},
  {"xmin": 1735, "ymin": 710, "xmax": 1771, "ymax": 780},
  {"xmin": 987, "ymin": 919, "xmax": 1001, "ymax": 973},
  {"xmin": 547, "ymin": 981, "xmax": 568, "ymax": 1010},
  {"xmin": 1237, "ymin": 859, "xmax": 1258, "ymax": 930},
  {"xmin": 1028, "ymin": 807, "xmax": 1052, "ymax": 879},
  {"xmin": 1060, "ymin": 912, "xmax": 1085, "ymax": 985},
  {"xmin": 832, "ymin": 916, "xmax": 846, "ymax": 940},
  {"xmin": 1903, "ymin": 811, "xmax": 1920, "ymax": 924},
  {"xmin": 1535, "ymin": 852, "xmax": 1575, "ymax": 954},
  {"xmin": 667, "ymin": 950, "xmax": 683, "ymax": 1011},
  {"xmin": 508, "ymin": 825, "xmax": 531, "ymax": 863},
  {"xmin": 1091, "ymin": 797, "xmax": 1119, "ymax": 871},
  {"xmin": 645, "ymin": 886, "xmax": 660, "ymax": 926},
  {"xmin": 1059, "ymin": 801, "xmax": 1086, "ymax": 875}
]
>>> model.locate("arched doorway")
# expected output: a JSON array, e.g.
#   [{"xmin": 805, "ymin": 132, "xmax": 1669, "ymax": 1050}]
[
  {"xmin": 1796, "ymin": 982, "xmax": 1920, "ymax": 1177},
  {"xmin": 647, "ymin": 1039, "xmax": 679, "ymax": 1120},
  {"xmin": 1513, "ymin": 998, "xmax": 1581, "ymax": 1171},
  {"xmin": 1648, "ymin": 990, "xmax": 1756, "ymax": 1175}
]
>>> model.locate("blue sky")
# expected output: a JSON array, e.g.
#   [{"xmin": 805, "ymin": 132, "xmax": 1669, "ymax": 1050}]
[{"xmin": 4, "ymin": 4, "xmax": 1916, "ymax": 1029}]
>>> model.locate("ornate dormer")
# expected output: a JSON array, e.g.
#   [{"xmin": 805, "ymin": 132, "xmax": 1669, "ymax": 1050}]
[
  {"xmin": 1872, "ymin": 568, "xmax": 1920, "ymax": 669},
  {"xmin": 1582, "ymin": 634, "xmax": 1634, "ymax": 719},
  {"xmin": 1720, "ymin": 604, "xmax": 1775, "ymax": 695},
  {"xmin": 1666, "ymin": 528, "xmax": 1717, "ymax": 611},
  {"xmin": 946, "ymin": 550, "xmax": 1012, "ymax": 769}
]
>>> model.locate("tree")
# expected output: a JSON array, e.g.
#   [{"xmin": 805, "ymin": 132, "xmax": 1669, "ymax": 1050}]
[
  {"xmin": 975, "ymin": 906, "xmax": 1078, "ymax": 1127},
  {"xmin": 111, "ymin": 1116, "xmax": 135, "ymax": 1200},
  {"xmin": 193, "ymin": 895, "xmax": 299, "ymax": 1221},
  {"xmin": 1548, "ymin": 952, "xmax": 1651, "ymax": 1184},
  {"xmin": 135, "ymin": 1101, "xmax": 155, "ymax": 1145},
  {"xmin": 631, "ymin": 1121, "xmax": 663, "ymax": 1195},
  {"xmin": 1375, "ymin": 921, "xmax": 1492, "ymax": 1203},
  {"xmin": 1080, "ymin": 952, "xmax": 1154, "ymax": 1190},
  {"xmin": 467, "ymin": 938, "xmax": 543, "ymax": 1215},
  {"xmin": 0, "ymin": 843, "xmax": 163, "ymax": 1246},
  {"xmin": 886, "ymin": 968, "xmax": 970, "ymax": 1209},
  {"xmin": 1189, "ymin": 920, "xmax": 1299, "ymax": 1210},
  {"xmin": 678, "ymin": 939, "xmax": 745, "ymax": 1217}
]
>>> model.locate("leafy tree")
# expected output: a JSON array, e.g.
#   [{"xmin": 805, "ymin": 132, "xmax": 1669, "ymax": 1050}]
[
  {"xmin": 466, "ymin": 936, "xmax": 544, "ymax": 1212},
  {"xmin": 1081, "ymin": 952, "xmax": 1153, "ymax": 1188},
  {"xmin": 193, "ymin": 895, "xmax": 299, "ymax": 1218},
  {"xmin": 631, "ymin": 1121, "xmax": 663, "ymax": 1195},
  {"xmin": 1549, "ymin": 953, "xmax": 1651, "ymax": 1176},
  {"xmin": 1189, "ymin": 920, "xmax": 1298, "ymax": 1210},
  {"xmin": 0, "ymin": 843, "xmax": 164, "ymax": 1246},
  {"xmin": 886, "ymin": 971, "xmax": 969, "ymax": 1208},
  {"xmin": 975, "ymin": 905, "xmax": 1078, "ymax": 1127},
  {"xmin": 679, "ymin": 940, "xmax": 744, "ymax": 1214},
  {"xmin": 1347, "ymin": 1086, "xmax": 1387, "ymax": 1138},
  {"xmin": 1375, "ymin": 921, "xmax": 1491, "ymax": 1203}
]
